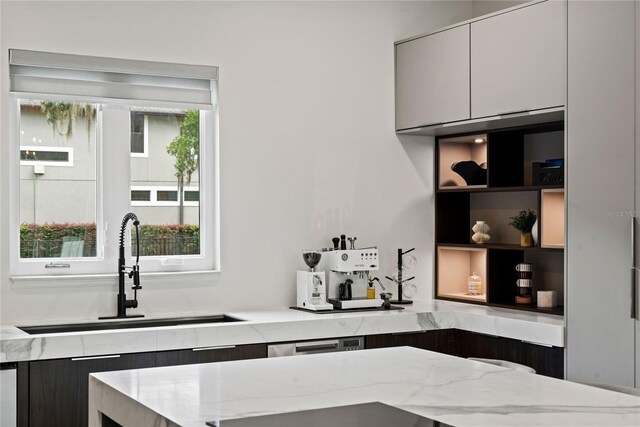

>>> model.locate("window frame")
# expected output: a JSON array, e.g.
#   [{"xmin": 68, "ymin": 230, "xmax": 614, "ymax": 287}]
[
  {"xmin": 8, "ymin": 98, "xmax": 219, "ymax": 278},
  {"xmin": 130, "ymin": 113, "xmax": 149, "ymax": 158},
  {"xmin": 20, "ymin": 145, "xmax": 74, "ymax": 167}
]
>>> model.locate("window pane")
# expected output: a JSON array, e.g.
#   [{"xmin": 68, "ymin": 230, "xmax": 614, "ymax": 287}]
[
  {"xmin": 131, "ymin": 190, "xmax": 151, "ymax": 201},
  {"xmin": 21, "ymin": 150, "xmax": 69, "ymax": 162},
  {"xmin": 130, "ymin": 109, "xmax": 200, "ymax": 256},
  {"xmin": 184, "ymin": 190, "xmax": 199, "ymax": 202},
  {"xmin": 19, "ymin": 100, "xmax": 97, "ymax": 259},
  {"xmin": 131, "ymin": 112, "xmax": 145, "ymax": 154},
  {"xmin": 157, "ymin": 190, "xmax": 178, "ymax": 202}
]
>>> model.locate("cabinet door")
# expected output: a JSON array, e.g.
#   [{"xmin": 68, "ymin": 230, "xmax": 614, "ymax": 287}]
[
  {"xmin": 471, "ymin": 0, "xmax": 565, "ymax": 118},
  {"xmin": 395, "ymin": 25, "xmax": 470, "ymax": 130},
  {"xmin": 567, "ymin": 1, "xmax": 636, "ymax": 386},
  {"xmin": 155, "ymin": 343, "xmax": 266, "ymax": 367},
  {"xmin": 29, "ymin": 353, "xmax": 156, "ymax": 427},
  {"xmin": 458, "ymin": 330, "xmax": 563, "ymax": 379},
  {"xmin": 365, "ymin": 330, "xmax": 450, "ymax": 354}
]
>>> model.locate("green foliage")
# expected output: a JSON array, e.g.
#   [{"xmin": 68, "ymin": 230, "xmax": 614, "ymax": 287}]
[
  {"xmin": 508, "ymin": 209, "xmax": 537, "ymax": 233},
  {"xmin": 132, "ymin": 224, "xmax": 200, "ymax": 239},
  {"xmin": 20, "ymin": 222, "xmax": 96, "ymax": 242},
  {"xmin": 19, "ymin": 223, "xmax": 97, "ymax": 258},
  {"xmin": 39, "ymin": 101, "xmax": 95, "ymax": 140},
  {"xmin": 20, "ymin": 223, "xmax": 200, "ymax": 258},
  {"xmin": 166, "ymin": 110, "xmax": 200, "ymax": 187},
  {"xmin": 166, "ymin": 110, "xmax": 200, "ymax": 224}
]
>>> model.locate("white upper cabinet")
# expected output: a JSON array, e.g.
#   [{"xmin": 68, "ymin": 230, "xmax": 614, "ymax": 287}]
[
  {"xmin": 395, "ymin": 25, "xmax": 470, "ymax": 130},
  {"xmin": 471, "ymin": 0, "xmax": 565, "ymax": 118}
]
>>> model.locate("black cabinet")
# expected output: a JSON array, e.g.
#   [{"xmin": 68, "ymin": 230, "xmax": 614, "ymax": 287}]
[
  {"xmin": 365, "ymin": 329, "xmax": 451, "ymax": 354},
  {"xmin": 20, "ymin": 343, "xmax": 267, "ymax": 427},
  {"xmin": 28, "ymin": 352, "xmax": 155, "ymax": 427},
  {"xmin": 156, "ymin": 344, "xmax": 266, "ymax": 367},
  {"xmin": 365, "ymin": 329, "xmax": 563, "ymax": 379}
]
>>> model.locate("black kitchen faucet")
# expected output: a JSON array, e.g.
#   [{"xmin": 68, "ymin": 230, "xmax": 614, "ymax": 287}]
[{"xmin": 99, "ymin": 212, "xmax": 143, "ymax": 319}]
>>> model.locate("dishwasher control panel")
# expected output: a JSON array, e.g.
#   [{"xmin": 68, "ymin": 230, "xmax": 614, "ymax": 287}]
[
  {"xmin": 339, "ymin": 336, "xmax": 364, "ymax": 351},
  {"xmin": 267, "ymin": 336, "xmax": 364, "ymax": 357}
]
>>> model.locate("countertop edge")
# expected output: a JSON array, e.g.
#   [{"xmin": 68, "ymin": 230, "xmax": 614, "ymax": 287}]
[{"xmin": 1, "ymin": 301, "xmax": 565, "ymax": 363}]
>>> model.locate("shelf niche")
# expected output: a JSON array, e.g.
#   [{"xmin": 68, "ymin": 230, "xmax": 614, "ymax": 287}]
[
  {"xmin": 438, "ymin": 133, "xmax": 487, "ymax": 190},
  {"xmin": 434, "ymin": 122, "xmax": 565, "ymax": 315},
  {"xmin": 437, "ymin": 246, "xmax": 487, "ymax": 302},
  {"xmin": 541, "ymin": 189, "xmax": 565, "ymax": 248}
]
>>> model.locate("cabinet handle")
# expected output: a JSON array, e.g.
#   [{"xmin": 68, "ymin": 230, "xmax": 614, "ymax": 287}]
[
  {"xmin": 192, "ymin": 345, "xmax": 236, "ymax": 352},
  {"xmin": 71, "ymin": 354, "xmax": 120, "ymax": 361},
  {"xmin": 631, "ymin": 268, "xmax": 636, "ymax": 319},
  {"xmin": 498, "ymin": 109, "xmax": 529, "ymax": 116},
  {"xmin": 417, "ymin": 121, "xmax": 444, "ymax": 129},
  {"xmin": 631, "ymin": 217, "xmax": 637, "ymax": 320},
  {"xmin": 391, "ymin": 330, "xmax": 427, "ymax": 336}
]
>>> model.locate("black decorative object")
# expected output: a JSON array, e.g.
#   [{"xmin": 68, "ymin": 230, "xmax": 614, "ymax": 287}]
[{"xmin": 451, "ymin": 160, "xmax": 487, "ymax": 186}]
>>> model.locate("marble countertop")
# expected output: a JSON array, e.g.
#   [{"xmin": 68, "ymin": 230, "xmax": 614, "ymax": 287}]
[
  {"xmin": 88, "ymin": 346, "xmax": 640, "ymax": 427},
  {"xmin": 1, "ymin": 300, "xmax": 564, "ymax": 363}
]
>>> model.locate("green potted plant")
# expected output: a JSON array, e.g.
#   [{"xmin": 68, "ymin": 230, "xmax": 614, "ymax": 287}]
[{"xmin": 509, "ymin": 209, "xmax": 537, "ymax": 247}]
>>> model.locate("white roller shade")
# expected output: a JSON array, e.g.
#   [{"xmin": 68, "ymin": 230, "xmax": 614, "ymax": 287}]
[{"xmin": 9, "ymin": 49, "xmax": 218, "ymax": 109}]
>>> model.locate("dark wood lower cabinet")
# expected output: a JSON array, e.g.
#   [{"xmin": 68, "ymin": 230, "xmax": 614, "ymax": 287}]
[
  {"xmin": 156, "ymin": 343, "xmax": 266, "ymax": 366},
  {"xmin": 365, "ymin": 329, "xmax": 451, "ymax": 354},
  {"xmin": 19, "ymin": 331, "xmax": 561, "ymax": 426},
  {"xmin": 28, "ymin": 352, "xmax": 156, "ymax": 427},
  {"xmin": 365, "ymin": 329, "xmax": 564, "ymax": 379},
  {"xmin": 21, "ymin": 343, "xmax": 267, "ymax": 427}
]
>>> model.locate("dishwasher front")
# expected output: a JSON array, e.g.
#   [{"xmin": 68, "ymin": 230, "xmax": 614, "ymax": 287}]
[{"xmin": 267, "ymin": 336, "xmax": 364, "ymax": 357}]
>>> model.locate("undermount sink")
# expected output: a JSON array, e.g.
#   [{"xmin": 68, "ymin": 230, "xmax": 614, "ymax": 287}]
[{"xmin": 17, "ymin": 314, "xmax": 244, "ymax": 335}]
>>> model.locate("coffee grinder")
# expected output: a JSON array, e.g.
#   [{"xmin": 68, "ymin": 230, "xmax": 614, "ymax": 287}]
[{"xmin": 296, "ymin": 250, "xmax": 333, "ymax": 311}]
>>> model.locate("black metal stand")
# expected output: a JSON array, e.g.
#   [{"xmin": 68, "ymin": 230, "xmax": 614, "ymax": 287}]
[{"xmin": 387, "ymin": 248, "xmax": 415, "ymax": 305}]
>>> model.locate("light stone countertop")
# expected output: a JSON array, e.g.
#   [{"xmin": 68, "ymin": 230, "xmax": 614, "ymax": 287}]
[
  {"xmin": 88, "ymin": 346, "xmax": 640, "ymax": 427},
  {"xmin": 1, "ymin": 300, "xmax": 564, "ymax": 363}
]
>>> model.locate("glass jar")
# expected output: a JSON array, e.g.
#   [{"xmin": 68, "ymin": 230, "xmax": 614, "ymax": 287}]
[{"xmin": 468, "ymin": 271, "xmax": 481, "ymax": 295}]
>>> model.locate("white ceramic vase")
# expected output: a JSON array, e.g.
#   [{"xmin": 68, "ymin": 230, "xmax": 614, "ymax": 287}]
[
  {"xmin": 471, "ymin": 220, "xmax": 490, "ymax": 244},
  {"xmin": 531, "ymin": 218, "xmax": 539, "ymax": 245}
]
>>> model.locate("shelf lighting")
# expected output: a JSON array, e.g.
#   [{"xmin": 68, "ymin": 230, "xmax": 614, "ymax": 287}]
[{"xmin": 474, "ymin": 138, "xmax": 484, "ymax": 143}]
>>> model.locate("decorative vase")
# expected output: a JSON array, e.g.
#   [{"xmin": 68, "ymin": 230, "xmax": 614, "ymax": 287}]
[
  {"xmin": 520, "ymin": 232, "xmax": 534, "ymax": 247},
  {"xmin": 471, "ymin": 221, "xmax": 490, "ymax": 244},
  {"xmin": 531, "ymin": 219, "xmax": 539, "ymax": 245}
]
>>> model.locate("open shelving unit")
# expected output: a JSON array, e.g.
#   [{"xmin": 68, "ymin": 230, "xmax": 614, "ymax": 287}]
[{"xmin": 435, "ymin": 122, "xmax": 565, "ymax": 316}]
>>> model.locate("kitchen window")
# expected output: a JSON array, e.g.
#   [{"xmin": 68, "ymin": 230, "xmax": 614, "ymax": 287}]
[{"xmin": 7, "ymin": 49, "xmax": 219, "ymax": 277}]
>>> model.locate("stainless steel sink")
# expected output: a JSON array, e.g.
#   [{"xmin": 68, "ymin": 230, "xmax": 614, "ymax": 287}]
[{"xmin": 18, "ymin": 315, "xmax": 244, "ymax": 335}]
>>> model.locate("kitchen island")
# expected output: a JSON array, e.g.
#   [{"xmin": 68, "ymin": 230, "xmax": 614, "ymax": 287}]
[{"xmin": 88, "ymin": 347, "xmax": 640, "ymax": 427}]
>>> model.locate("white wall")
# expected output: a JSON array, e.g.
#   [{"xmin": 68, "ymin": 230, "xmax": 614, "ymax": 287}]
[{"xmin": 0, "ymin": 1, "xmax": 472, "ymax": 324}]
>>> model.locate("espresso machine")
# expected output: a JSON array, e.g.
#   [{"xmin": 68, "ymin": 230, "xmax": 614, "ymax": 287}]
[
  {"xmin": 296, "ymin": 250, "xmax": 333, "ymax": 311},
  {"xmin": 325, "ymin": 244, "xmax": 381, "ymax": 309}
]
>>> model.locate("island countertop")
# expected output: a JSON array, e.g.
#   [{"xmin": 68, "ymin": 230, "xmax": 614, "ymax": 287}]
[
  {"xmin": 1, "ymin": 300, "xmax": 564, "ymax": 363},
  {"xmin": 89, "ymin": 346, "xmax": 640, "ymax": 427}
]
